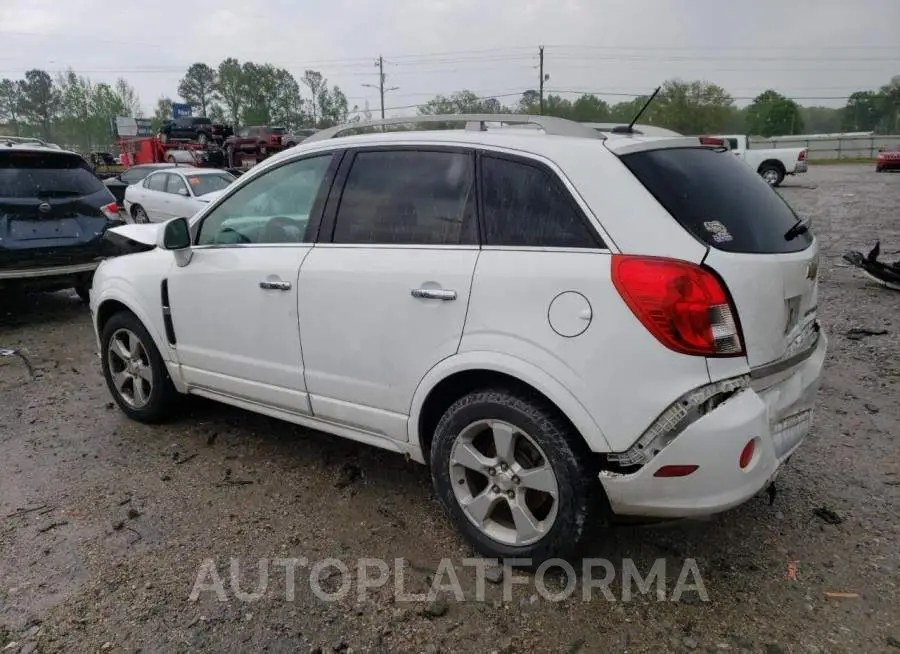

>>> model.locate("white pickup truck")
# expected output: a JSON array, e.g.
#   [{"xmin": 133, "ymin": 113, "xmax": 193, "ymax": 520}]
[{"xmin": 713, "ymin": 134, "xmax": 808, "ymax": 187}]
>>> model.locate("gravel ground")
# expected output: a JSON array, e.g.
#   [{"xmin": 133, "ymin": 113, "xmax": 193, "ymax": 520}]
[{"xmin": 1, "ymin": 165, "xmax": 898, "ymax": 654}]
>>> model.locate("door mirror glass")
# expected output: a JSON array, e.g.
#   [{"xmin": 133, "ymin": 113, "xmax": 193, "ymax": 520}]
[{"xmin": 163, "ymin": 217, "xmax": 191, "ymax": 250}]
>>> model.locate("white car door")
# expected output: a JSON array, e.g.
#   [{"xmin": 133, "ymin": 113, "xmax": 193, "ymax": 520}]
[
  {"xmin": 164, "ymin": 173, "xmax": 202, "ymax": 219},
  {"xmin": 165, "ymin": 153, "xmax": 339, "ymax": 413},
  {"xmin": 297, "ymin": 148, "xmax": 479, "ymax": 442},
  {"xmin": 141, "ymin": 172, "xmax": 173, "ymax": 222}
]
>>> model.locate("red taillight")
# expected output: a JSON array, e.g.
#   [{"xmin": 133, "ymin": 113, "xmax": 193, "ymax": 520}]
[
  {"xmin": 100, "ymin": 202, "xmax": 119, "ymax": 220},
  {"xmin": 798, "ymin": 149, "xmax": 807, "ymax": 161},
  {"xmin": 699, "ymin": 136, "xmax": 724, "ymax": 146},
  {"xmin": 654, "ymin": 465, "xmax": 699, "ymax": 478},
  {"xmin": 739, "ymin": 439, "xmax": 755, "ymax": 469},
  {"xmin": 611, "ymin": 255, "xmax": 744, "ymax": 357}
]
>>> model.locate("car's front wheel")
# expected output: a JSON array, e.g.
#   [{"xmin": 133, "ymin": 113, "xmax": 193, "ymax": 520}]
[
  {"xmin": 100, "ymin": 311, "xmax": 178, "ymax": 423},
  {"xmin": 430, "ymin": 388, "xmax": 602, "ymax": 566}
]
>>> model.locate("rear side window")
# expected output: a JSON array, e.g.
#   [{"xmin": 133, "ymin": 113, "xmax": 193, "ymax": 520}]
[
  {"xmin": 0, "ymin": 151, "xmax": 104, "ymax": 198},
  {"xmin": 333, "ymin": 150, "xmax": 477, "ymax": 245},
  {"xmin": 620, "ymin": 147, "xmax": 813, "ymax": 254},
  {"xmin": 480, "ymin": 155, "xmax": 602, "ymax": 248},
  {"xmin": 145, "ymin": 173, "xmax": 167, "ymax": 192}
]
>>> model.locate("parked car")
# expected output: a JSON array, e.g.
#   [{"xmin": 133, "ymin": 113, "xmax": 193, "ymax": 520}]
[
  {"xmin": 1, "ymin": 143, "xmax": 122, "ymax": 301},
  {"xmin": 875, "ymin": 144, "xmax": 900, "ymax": 172},
  {"xmin": 159, "ymin": 117, "xmax": 233, "ymax": 145},
  {"xmin": 102, "ymin": 163, "xmax": 184, "ymax": 204},
  {"xmin": 711, "ymin": 134, "xmax": 808, "ymax": 186},
  {"xmin": 89, "ymin": 114, "xmax": 826, "ymax": 564},
  {"xmin": 123, "ymin": 167, "xmax": 235, "ymax": 223},
  {"xmin": 223, "ymin": 126, "xmax": 286, "ymax": 165}
]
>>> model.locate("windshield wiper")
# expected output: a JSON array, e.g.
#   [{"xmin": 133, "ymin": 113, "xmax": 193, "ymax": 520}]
[{"xmin": 784, "ymin": 215, "xmax": 810, "ymax": 241}]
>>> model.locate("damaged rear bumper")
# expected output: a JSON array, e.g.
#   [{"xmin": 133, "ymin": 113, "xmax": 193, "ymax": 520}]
[{"xmin": 599, "ymin": 330, "xmax": 827, "ymax": 518}]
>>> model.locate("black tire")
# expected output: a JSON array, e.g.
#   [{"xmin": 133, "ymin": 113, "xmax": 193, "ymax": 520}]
[
  {"xmin": 100, "ymin": 310, "xmax": 179, "ymax": 423},
  {"xmin": 759, "ymin": 163, "xmax": 785, "ymax": 187},
  {"xmin": 430, "ymin": 387, "xmax": 603, "ymax": 567},
  {"xmin": 131, "ymin": 205, "xmax": 149, "ymax": 224},
  {"xmin": 74, "ymin": 275, "xmax": 92, "ymax": 303}
]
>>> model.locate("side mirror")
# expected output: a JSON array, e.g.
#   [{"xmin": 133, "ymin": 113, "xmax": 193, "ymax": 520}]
[{"xmin": 159, "ymin": 217, "xmax": 193, "ymax": 267}]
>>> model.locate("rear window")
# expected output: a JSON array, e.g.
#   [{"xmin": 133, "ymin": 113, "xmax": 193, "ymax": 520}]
[
  {"xmin": 193, "ymin": 117, "xmax": 212, "ymax": 125},
  {"xmin": 0, "ymin": 151, "xmax": 105, "ymax": 198},
  {"xmin": 620, "ymin": 147, "xmax": 813, "ymax": 254},
  {"xmin": 268, "ymin": 127, "xmax": 286, "ymax": 134}
]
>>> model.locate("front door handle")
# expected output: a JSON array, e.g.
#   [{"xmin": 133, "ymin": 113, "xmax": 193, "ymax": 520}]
[
  {"xmin": 411, "ymin": 288, "xmax": 457, "ymax": 301},
  {"xmin": 259, "ymin": 280, "xmax": 292, "ymax": 291}
]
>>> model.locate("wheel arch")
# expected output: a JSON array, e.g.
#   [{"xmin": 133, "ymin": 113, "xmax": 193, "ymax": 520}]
[
  {"xmin": 757, "ymin": 159, "xmax": 786, "ymax": 174},
  {"xmin": 409, "ymin": 352, "xmax": 612, "ymax": 463}
]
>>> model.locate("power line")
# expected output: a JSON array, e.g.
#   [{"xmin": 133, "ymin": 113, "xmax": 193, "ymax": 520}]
[{"xmin": 361, "ymin": 56, "xmax": 399, "ymax": 119}]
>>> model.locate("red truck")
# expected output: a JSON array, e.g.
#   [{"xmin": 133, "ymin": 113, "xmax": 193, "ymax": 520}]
[{"xmin": 223, "ymin": 126, "xmax": 287, "ymax": 166}]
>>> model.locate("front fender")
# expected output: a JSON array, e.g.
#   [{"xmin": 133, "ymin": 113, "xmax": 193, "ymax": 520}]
[{"xmin": 408, "ymin": 351, "xmax": 612, "ymax": 456}]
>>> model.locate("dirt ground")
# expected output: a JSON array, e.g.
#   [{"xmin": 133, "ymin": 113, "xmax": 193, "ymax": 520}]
[{"xmin": 1, "ymin": 165, "xmax": 898, "ymax": 654}]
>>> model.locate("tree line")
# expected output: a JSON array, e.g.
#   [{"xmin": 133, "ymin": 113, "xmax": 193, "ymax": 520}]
[
  {"xmin": 0, "ymin": 60, "xmax": 362, "ymax": 152},
  {"xmin": 421, "ymin": 76, "xmax": 900, "ymax": 138},
  {"xmin": 1, "ymin": 60, "xmax": 898, "ymax": 153}
]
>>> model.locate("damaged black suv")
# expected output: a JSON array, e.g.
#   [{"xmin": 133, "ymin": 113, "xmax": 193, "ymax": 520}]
[{"xmin": 0, "ymin": 142, "xmax": 123, "ymax": 302}]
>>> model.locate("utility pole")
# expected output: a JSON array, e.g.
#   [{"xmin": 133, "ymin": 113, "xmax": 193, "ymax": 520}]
[
  {"xmin": 539, "ymin": 46, "xmax": 545, "ymax": 115},
  {"xmin": 362, "ymin": 56, "xmax": 398, "ymax": 119}
]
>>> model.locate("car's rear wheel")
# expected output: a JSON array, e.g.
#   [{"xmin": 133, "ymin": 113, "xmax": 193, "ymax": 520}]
[
  {"xmin": 132, "ymin": 205, "xmax": 149, "ymax": 224},
  {"xmin": 100, "ymin": 311, "xmax": 178, "ymax": 423},
  {"xmin": 430, "ymin": 387, "xmax": 602, "ymax": 566},
  {"xmin": 759, "ymin": 164, "xmax": 785, "ymax": 186}
]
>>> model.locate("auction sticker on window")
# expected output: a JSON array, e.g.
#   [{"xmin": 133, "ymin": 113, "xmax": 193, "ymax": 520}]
[{"xmin": 702, "ymin": 220, "xmax": 733, "ymax": 243}]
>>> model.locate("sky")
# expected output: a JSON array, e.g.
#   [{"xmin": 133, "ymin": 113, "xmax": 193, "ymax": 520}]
[{"xmin": 0, "ymin": 0, "xmax": 898, "ymax": 117}]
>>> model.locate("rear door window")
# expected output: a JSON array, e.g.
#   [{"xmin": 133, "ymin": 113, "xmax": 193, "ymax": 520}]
[
  {"xmin": 0, "ymin": 151, "xmax": 105, "ymax": 198},
  {"xmin": 332, "ymin": 149, "xmax": 477, "ymax": 245},
  {"xmin": 145, "ymin": 173, "xmax": 167, "ymax": 192},
  {"xmin": 620, "ymin": 147, "xmax": 813, "ymax": 254}
]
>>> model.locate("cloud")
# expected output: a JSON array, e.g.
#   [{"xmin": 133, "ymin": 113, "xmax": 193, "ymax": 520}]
[{"xmin": 0, "ymin": 0, "xmax": 897, "ymax": 114}]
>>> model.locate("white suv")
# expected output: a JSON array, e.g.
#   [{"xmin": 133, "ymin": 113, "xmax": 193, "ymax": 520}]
[{"xmin": 88, "ymin": 114, "xmax": 827, "ymax": 564}]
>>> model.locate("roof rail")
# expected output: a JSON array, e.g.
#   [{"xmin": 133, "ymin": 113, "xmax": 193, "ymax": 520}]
[{"xmin": 302, "ymin": 114, "xmax": 605, "ymax": 144}]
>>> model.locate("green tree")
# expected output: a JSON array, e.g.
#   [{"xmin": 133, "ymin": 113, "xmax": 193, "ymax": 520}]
[
  {"xmin": 178, "ymin": 63, "xmax": 217, "ymax": 116},
  {"xmin": 55, "ymin": 69, "xmax": 95, "ymax": 150},
  {"xmin": 651, "ymin": 80, "xmax": 734, "ymax": 134},
  {"xmin": 800, "ymin": 106, "xmax": 841, "ymax": 134},
  {"xmin": 300, "ymin": 70, "xmax": 326, "ymax": 126},
  {"xmin": 745, "ymin": 90, "xmax": 804, "ymax": 136},
  {"xmin": 151, "ymin": 95, "xmax": 174, "ymax": 132},
  {"xmin": 419, "ymin": 90, "xmax": 506, "ymax": 115},
  {"xmin": 841, "ymin": 91, "xmax": 882, "ymax": 132},
  {"xmin": 240, "ymin": 63, "xmax": 303, "ymax": 127},
  {"xmin": 0, "ymin": 78, "xmax": 24, "ymax": 135},
  {"xmin": 517, "ymin": 89, "xmax": 540, "ymax": 114},
  {"xmin": 19, "ymin": 69, "xmax": 59, "ymax": 139},
  {"xmin": 318, "ymin": 85, "xmax": 350, "ymax": 127},
  {"xmin": 215, "ymin": 58, "xmax": 246, "ymax": 125},
  {"xmin": 569, "ymin": 94, "xmax": 610, "ymax": 122}
]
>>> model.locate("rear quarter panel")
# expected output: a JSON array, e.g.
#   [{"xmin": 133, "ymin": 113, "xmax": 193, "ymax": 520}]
[{"xmin": 459, "ymin": 249, "xmax": 713, "ymax": 453}]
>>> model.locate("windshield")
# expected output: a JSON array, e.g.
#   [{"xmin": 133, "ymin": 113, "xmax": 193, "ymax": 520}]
[
  {"xmin": 0, "ymin": 151, "xmax": 105, "ymax": 198},
  {"xmin": 186, "ymin": 173, "xmax": 235, "ymax": 196},
  {"xmin": 620, "ymin": 146, "xmax": 813, "ymax": 254}
]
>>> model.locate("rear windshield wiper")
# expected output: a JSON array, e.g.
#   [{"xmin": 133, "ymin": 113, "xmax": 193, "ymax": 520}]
[{"xmin": 784, "ymin": 215, "xmax": 810, "ymax": 241}]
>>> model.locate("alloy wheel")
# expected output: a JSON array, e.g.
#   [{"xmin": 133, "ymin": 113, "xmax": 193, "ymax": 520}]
[
  {"xmin": 107, "ymin": 328, "xmax": 154, "ymax": 409},
  {"xmin": 449, "ymin": 419, "xmax": 560, "ymax": 547}
]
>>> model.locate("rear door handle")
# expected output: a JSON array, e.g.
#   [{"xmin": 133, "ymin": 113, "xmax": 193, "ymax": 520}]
[
  {"xmin": 411, "ymin": 288, "xmax": 456, "ymax": 301},
  {"xmin": 260, "ymin": 280, "xmax": 292, "ymax": 291}
]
